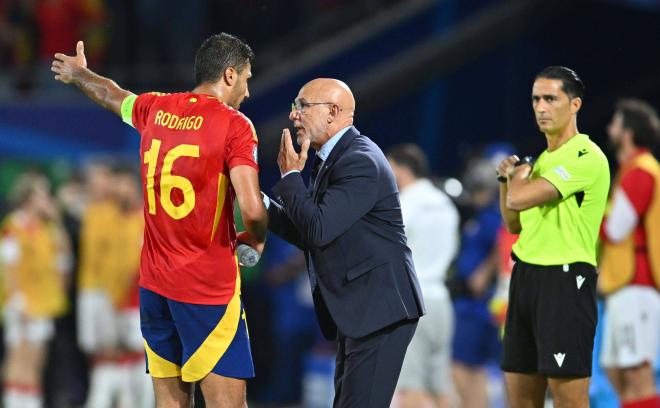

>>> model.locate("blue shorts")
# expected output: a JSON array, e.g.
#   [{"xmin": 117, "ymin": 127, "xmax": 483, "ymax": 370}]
[
  {"xmin": 140, "ymin": 287, "xmax": 254, "ymax": 382},
  {"xmin": 452, "ymin": 299, "xmax": 502, "ymax": 367}
]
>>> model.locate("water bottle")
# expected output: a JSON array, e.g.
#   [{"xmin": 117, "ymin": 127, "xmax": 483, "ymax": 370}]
[{"xmin": 237, "ymin": 243, "xmax": 260, "ymax": 267}]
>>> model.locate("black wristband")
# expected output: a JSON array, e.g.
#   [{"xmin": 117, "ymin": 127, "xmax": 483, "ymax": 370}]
[{"xmin": 497, "ymin": 175, "xmax": 507, "ymax": 183}]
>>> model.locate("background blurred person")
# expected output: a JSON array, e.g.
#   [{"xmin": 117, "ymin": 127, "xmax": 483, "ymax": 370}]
[
  {"xmin": 0, "ymin": 172, "xmax": 70, "ymax": 408},
  {"xmin": 387, "ymin": 143, "xmax": 459, "ymax": 408},
  {"xmin": 599, "ymin": 99, "xmax": 660, "ymax": 408},
  {"xmin": 51, "ymin": 172, "xmax": 89, "ymax": 407},
  {"xmin": 111, "ymin": 167, "xmax": 154, "ymax": 408},
  {"xmin": 76, "ymin": 162, "xmax": 124, "ymax": 408},
  {"xmin": 449, "ymin": 158, "xmax": 503, "ymax": 408}
]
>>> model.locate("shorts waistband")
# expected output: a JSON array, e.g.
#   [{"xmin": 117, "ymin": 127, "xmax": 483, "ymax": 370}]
[{"xmin": 511, "ymin": 252, "xmax": 595, "ymax": 272}]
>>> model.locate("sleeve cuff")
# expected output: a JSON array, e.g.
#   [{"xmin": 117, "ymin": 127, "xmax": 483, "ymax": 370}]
[
  {"xmin": 120, "ymin": 94, "xmax": 138, "ymax": 128},
  {"xmin": 261, "ymin": 192, "xmax": 270, "ymax": 209},
  {"xmin": 281, "ymin": 170, "xmax": 301, "ymax": 178}
]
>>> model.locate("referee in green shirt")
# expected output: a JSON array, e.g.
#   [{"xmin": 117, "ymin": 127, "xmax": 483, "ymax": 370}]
[{"xmin": 497, "ymin": 66, "xmax": 610, "ymax": 408}]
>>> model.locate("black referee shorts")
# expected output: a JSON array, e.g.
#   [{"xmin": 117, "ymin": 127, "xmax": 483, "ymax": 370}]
[{"xmin": 501, "ymin": 253, "xmax": 598, "ymax": 378}]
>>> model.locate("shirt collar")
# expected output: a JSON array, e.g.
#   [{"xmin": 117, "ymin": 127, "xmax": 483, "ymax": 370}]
[{"xmin": 317, "ymin": 126, "xmax": 351, "ymax": 161}]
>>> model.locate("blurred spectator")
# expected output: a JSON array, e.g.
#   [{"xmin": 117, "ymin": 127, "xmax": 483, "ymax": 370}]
[
  {"xmin": 449, "ymin": 158, "xmax": 503, "ymax": 408},
  {"xmin": 35, "ymin": 0, "xmax": 106, "ymax": 64},
  {"xmin": 488, "ymin": 227, "xmax": 518, "ymax": 334},
  {"xmin": 0, "ymin": 0, "xmax": 38, "ymax": 94},
  {"xmin": 111, "ymin": 167, "xmax": 153, "ymax": 408},
  {"xmin": 75, "ymin": 162, "xmax": 136, "ymax": 408},
  {"xmin": 0, "ymin": 0, "xmax": 106, "ymax": 94},
  {"xmin": 48, "ymin": 173, "xmax": 89, "ymax": 407},
  {"xmin": 387, "ymin": 143, "xmax": 459, "ymax": 408},
  {"xmin": 0, "ymin": 172, "xmax": 71, "ymax": 408},
  {"xmin": 599, "ymin": 99, "xmax": 660, "ymax": 408}
]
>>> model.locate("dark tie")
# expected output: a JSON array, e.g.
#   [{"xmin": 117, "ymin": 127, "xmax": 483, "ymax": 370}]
[{"xmin": 310, "ymin": 155, "xmax": 323, "ymax": 187}]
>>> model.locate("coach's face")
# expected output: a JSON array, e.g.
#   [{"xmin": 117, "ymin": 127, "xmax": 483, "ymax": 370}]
[
  {"xmin": 532, "ymin": 78, "xmax": 580, "ymax": 135},
  {"xmin": 289, "ymin": 85, "xmax": 331, "ymax": 150}
]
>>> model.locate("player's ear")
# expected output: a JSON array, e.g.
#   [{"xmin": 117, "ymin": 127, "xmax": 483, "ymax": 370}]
[
  {"xmin": 224, "ymin": 67, "xmax": 236, "ymax": 86},
  {"xmin": 571, "ymin": 97, "xmax": 582, "ymax": 114}
]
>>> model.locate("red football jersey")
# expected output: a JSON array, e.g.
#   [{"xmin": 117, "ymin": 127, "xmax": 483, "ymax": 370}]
[{"xmin": 125, "ymin": 92, "xmax": 258, "ymax": 304}]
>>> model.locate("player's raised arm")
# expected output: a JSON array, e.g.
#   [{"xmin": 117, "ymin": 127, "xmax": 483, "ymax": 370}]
[{"xmin": 52, "ymin": 41, "xmax": 133, "ymax": 116}]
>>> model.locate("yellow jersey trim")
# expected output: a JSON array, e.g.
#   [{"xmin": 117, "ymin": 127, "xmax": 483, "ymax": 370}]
[
  {"xmin": 210, "ymin": 173, "xmax": 229, "ymax": 242},
  {"xmin": 181, "ymin": 257, "xmax": 242, "ymax": 382}
]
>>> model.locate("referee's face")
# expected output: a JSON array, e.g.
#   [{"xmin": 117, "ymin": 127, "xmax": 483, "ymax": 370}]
[{"xmin": 532, "ymin": 78, "xmax": 573, "ymax": 135}]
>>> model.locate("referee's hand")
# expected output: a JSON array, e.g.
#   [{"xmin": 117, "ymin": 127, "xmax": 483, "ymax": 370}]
[{"xmin": 497, "ymin": 155, "xmax": 519, "ymax": 180}]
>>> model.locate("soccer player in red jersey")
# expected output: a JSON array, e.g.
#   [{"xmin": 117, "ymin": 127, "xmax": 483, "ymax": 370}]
[
  {"xmin": 599, "ymin": 99, "xmax": 660, "ymax": 408},
  {"xmin": 52, "ymin": 33, "xmax": 268, "ymax": 407}
]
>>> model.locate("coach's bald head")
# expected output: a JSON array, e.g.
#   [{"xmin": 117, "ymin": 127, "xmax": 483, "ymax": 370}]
[{"xmin": 290, "ymin": 78, "xmax": 355, "ymax": 150}]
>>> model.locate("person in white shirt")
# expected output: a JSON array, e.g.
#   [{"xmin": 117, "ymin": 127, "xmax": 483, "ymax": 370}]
[{"xmin": 388, "ymin": 144, "xmax": 460, "ymax": 408}]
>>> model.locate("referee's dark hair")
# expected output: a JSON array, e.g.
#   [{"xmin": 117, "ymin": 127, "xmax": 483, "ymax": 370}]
[
  {"xmin": 616, "ymin": 98, "xmax": 660, "ymax": 149},
  {"xmin": 386, "ymin": 143, "xmax": 430, "ymax": 179},
  {"xmin": 536, "ymin": 66, "xmax": 585, "ymax": 100},
  {"xmin": 194, "ymin": 33, "xmax": 255, "ymax": 86}
]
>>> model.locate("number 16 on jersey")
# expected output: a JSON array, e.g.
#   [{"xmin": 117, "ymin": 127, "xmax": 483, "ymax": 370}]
[{"xmin": 143, "ymin": 138, "xmax": 200, "ymax": 220}]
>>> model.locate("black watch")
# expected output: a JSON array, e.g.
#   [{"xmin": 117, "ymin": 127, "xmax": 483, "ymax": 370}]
[{"xmin": 514, "ymin": 155, "xmax": 535, "ymax": 168}]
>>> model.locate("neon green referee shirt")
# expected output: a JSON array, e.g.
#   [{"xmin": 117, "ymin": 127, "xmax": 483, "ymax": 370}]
[{"xmin": 512, "ymin": 133, "xmax": 610, "ymax": 266}]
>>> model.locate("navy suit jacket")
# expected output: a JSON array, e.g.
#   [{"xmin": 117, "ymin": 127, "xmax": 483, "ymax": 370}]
[{"xmin": 268, "ymin": 126, "xmax": 425, "ymax": 340}]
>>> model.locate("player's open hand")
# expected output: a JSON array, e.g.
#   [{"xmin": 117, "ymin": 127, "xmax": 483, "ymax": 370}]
[
  {"xmin": 278, "ymin": 128, "xmax": 310, "ymax": 176},
  {"xmin": 52, "ymin": 41, "xmax": 87, "ymax": 84}
]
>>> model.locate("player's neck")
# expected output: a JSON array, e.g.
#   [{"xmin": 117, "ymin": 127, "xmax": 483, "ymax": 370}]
[
  {"xmin": 192, "ymin": 84, "xmax": 224, "ymax": 102},
  {"xmin": 545, "ymin": 123, "xmax": 578, "ymax": 152},
  {"xmin": 19, "ymin": 206, "xmax": 40, "ymax": 223},
  {"xmin": 617, "ymin": 144, "xmax": 641, "ymax": 165}
]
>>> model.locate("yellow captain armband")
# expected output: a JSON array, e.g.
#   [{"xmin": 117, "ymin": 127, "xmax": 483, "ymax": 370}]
[{"xmin": 121, "ymin": 94, "xmax": 138, "ymax": 128}]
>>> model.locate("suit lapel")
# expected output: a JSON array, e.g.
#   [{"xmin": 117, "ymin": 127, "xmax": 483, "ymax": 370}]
[{"xmin": 313, "ymin": 127, "xmax": 360, "ymax": 201}]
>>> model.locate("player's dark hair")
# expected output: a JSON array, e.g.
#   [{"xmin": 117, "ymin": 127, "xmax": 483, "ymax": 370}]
[
  {"xmin": 616, "ymin": 98, "xmax": 660, "ymax": 149},
  {"xmin": 194, "ymin": 33, "xmax": 254, "ymax": 86},
  {"xmin": 535, "ymin": 66, "xmax": 585, "ymax": 100},
  {"xmin": 386, "ymin": 144, "xmax": 430, "ymax": 179}
]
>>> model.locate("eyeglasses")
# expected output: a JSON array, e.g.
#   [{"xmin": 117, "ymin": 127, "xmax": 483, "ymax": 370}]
[{"xmin": 291, "ymin": 100, "xmax": 340, "ymax": 114}]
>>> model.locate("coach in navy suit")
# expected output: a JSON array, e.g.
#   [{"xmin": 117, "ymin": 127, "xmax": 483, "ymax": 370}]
[{"xmin": 265, "ymin": 78, "xmax": 425, "ymax": 407}]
